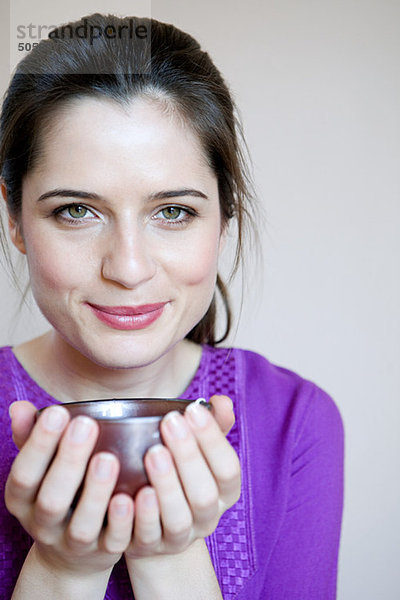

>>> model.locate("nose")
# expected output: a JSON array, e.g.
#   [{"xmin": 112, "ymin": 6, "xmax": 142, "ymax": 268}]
[{"xmin": 101, "ymin": 223, "xmax": 156, "ymax": 289}]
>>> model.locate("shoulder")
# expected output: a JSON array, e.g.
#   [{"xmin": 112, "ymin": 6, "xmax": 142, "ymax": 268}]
[
  {"xmin": 212, "ymin": 345, "xmax": 344, "ymax": 445},
  {"xmin": 0, "ymin": 347, "xmax": 20, "ymax": 476},
  {"xmin": 0, "ymin": 345, "xmax": 13, "ymax": 361},
  {"xmin": 0, "ymin": 346, "xmax": 19, "ymax": 416},
  {"xmin": 0, "ymin": 345, "xmax": 15, "ymax": 382}
]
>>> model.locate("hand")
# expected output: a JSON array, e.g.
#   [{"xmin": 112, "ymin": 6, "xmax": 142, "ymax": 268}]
[
  {"xmin": 5, "ymin": 402, "xmax": 135, "ymax": 577},
  {"xmin": 8, "ymin": 397, "xmax": 234, "ymax": 451},
  {"xmin": 124, "ymin": 394, "xmax": 241, "ymax": 560}
]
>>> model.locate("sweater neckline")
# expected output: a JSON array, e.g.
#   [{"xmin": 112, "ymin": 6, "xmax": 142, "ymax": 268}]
[{"xmin": 6, "ymin": 343, "xmax": 211, "ymax": 404}]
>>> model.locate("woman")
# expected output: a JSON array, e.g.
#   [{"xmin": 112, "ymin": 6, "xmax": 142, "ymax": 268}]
[{"xmin": 0, "ymin": 13, "xmax": 344, "ymax": 600}]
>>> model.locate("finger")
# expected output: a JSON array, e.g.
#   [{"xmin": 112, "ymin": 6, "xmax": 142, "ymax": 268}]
[
  {"xmin": 103, "ymin": 493, "xmax": 135, "ymax": 554},
  {"xmin": 143, "ymin": 445, "xmax": 192, "ymax": 549},
  {"xmin": 208, "ymin": 395, "xmax": 235, "ymax": 435},
  {"xmin": 128, "ymin": 486, "xmax": 162, "ymax": 555},
  {"xmin": 9, "ymin": 401, "xmax": 40, "ymax": 449},
  {"xmin": 66, "ymin": 452, "xmax": 120, "ymax": 551},
  {"xmin": 160, "ymin": 412, "xmax": 219, "ymax": 532},
  {"xmin": 184, "ymin": 402, "xmax": 241, "ymax": 506},
  {"xmin": 5, "ymin": 406, "xmax": 70, "ymax": 511},
  {"xmin": 33, "ymin": 416, "xmax": 99, "ymax": 528}
]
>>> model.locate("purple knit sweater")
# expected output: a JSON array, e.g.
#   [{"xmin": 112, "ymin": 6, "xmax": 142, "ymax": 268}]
[{"xmin": 0, "ymin": 344, "xmax": 344, "ymax": 599}]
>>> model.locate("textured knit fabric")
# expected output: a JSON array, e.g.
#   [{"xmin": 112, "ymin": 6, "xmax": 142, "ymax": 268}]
[{"xmin": 0, "ymin": 344, "xmax": 344, "ymax": 599}]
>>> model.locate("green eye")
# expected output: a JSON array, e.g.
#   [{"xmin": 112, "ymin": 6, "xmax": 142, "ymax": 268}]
[
  {"xmin": 67, "ymin": 205, "xmax": 88, "ymax": 219},
  {"xmin": 162, "ymin": 207, "xmax": 181, "ymax": 220}
]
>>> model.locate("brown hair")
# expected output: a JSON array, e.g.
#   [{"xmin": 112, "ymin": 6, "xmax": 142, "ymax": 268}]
[{"xmin": 0, "ymin": 13, "xmax": 261, "ymax": 345}]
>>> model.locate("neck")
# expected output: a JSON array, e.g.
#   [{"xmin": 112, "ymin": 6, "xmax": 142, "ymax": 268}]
[{"xmin": 13, "ymin": 331, "xmax": 202, "ymax": 403}]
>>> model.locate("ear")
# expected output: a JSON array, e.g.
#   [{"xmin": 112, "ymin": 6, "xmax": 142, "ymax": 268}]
[
  {"xmin": 1, "ymin": 181, "xmax": 27, "ymax": 255},
  {"xmin": 8, "ymin": 216, "xmax": 27, "ymax": 255}
]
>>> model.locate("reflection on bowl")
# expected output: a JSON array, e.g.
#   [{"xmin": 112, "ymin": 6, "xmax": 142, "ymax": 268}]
[{"xmin": 38, "ymin": 397, "xmax": 210, "ymax": 498}]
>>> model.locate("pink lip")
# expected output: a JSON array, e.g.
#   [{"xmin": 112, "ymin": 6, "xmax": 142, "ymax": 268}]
[
  {"xmin": 88, "ymin": 302, "xmax": 167, "ymax": 316},
  {"xmin": 87, "ymin": 302, "xmax": 167, "ymax": 331}
]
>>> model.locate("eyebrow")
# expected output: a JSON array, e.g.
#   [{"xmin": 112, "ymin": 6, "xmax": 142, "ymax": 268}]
[{"xmin": 36, "ymin": 188, "xmax": 209, "ymax": 203}]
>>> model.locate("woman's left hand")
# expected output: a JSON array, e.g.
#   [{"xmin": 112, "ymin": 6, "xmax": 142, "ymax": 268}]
[{"xmin": 124, "ymin": 394, "xmax": 241, "ymax": 559}]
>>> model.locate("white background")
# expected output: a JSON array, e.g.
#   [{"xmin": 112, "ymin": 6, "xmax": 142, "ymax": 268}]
[{"xmin": 1, "ymin": 1, "xmax": 399, "ymax": 598}]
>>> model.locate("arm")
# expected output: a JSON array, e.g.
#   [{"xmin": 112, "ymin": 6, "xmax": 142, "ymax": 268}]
[
  {"xmin": 127, "ymin": 539, "xmax": 222, "ymax": 600},
  {"xmin": 263, "ymin": 386, "xmax": 345, "ymax": 598},
  {"xmin": 11, "ymin": 544, "xmax": 112, "ymax": 600},
  {"xmin": 7, "ymin": 397, "xmax": 237, "ymax": 599},
  {"xmin": 123, "ymin": 395, "xmax": 239, "ymax": 599},
  {"xmin": 6, "ymin": 401, "xmax": 135, "ymax": 599}
]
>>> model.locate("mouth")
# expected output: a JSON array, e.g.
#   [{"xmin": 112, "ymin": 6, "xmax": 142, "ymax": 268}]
[
  {"xmin": 86, "ymin": 302, "xmax": 168, "ymax": 331},
  {"xmin": 87, "ymin": 302, "xmax": 167, "ymax": 316}
]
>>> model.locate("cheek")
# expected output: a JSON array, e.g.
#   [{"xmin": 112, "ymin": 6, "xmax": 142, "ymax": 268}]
[
  {"xmin": 166, "ymin": 234, "xmax": 220, "ymax": 288},
  {"xmin": 24, "ymin": 233, "xmax": 88, "ymax": 297}
]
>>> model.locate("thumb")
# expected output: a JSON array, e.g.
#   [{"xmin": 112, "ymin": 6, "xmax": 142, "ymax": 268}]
[
  {"xmin": 208, "ymin": 395, "xmax": 235, "ymax": 436},
  {"xmin": 9, "ymin": 400, "xmax": 38, "ymax": 450}
]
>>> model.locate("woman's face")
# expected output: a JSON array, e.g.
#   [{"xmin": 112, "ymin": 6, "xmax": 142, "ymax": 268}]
[{"xmin": 8, "ymin": 96, "xmax": 225, "ymax": 369}]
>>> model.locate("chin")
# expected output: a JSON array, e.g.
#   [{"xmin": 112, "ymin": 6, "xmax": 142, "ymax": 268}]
[{"xmin": 75, "ymin": 336, "xmax": 171, "ymax": 370}]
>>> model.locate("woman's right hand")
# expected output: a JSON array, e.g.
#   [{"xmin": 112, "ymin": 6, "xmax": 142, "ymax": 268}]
[{"xmin": 5, "ymin": 401, "xmax": 135, "ymax": 578}]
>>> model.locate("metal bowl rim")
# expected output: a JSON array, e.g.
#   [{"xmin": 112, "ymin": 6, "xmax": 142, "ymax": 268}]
[{"xmin": 36, "ymin": 398, "xmax": 210, "ymax": 420}]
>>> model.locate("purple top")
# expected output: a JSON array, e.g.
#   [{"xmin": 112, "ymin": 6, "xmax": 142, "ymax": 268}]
[{"xmin": 0, "ymin": 344, "xmax": 344, "ymax": 599}]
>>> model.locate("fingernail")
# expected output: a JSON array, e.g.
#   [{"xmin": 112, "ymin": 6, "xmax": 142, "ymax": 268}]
[
  {"xmin": 142, "ymin": 489, "xmax": 157, "ymax": 507},
  {"xmin": 194, "ymin": 397, "xmax": 207, "ymax": 405},
  {"xmin": 186, "ymin": 402, "xmax": 209, "ymax": 427},
  {"xmin": 8, "ymin": 402, "xmax": 17, "ymax": 419},
  {"xmin": 114, "ymin": 498, "xmax": 130, "ymax": 517},
  {"xmin": 148, "ymin": 444, "xmax": 171, "ymax": 472},
  {"xmin": 43, "ymin": 406, "xmax": 68, "ymax": 432},
  {"xmin": 94, "ymin": 453, "xmax": 115, "ymax": 480},
  {"xmin": 164, "ymin": 411, "xmax": 188, "ymax": 439},
  {"xmin": 68, "ymin": 416, "xmax": 93, "ymax": 443}
]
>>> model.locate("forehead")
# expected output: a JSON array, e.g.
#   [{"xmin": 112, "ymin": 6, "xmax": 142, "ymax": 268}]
[{"xmin": 32, "ymin": 95, "xmax": 212, "ymax": 181}]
